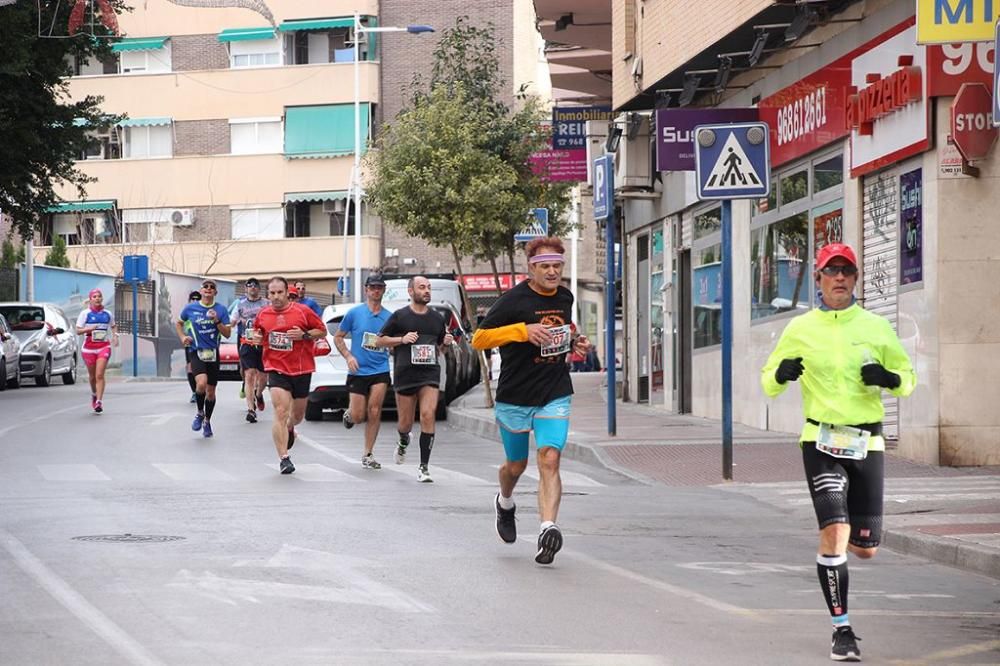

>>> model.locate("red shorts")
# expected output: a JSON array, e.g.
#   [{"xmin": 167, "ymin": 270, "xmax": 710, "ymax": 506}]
[{"xmin": 82, "ymin": 345, "xmax": 112, "ymax": 366}]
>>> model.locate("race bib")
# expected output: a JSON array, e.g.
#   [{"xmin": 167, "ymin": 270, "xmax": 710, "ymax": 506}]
[
  {"xmin": 91, "ymin": 329, "xmax": 108, "ymax": 342},
  {"xmin": 540, "ymin": 324, "xmax": 572, "ymax": 357},
  {"xmin": 197, "ymin": 348, "xmax": 217, "ymax": 362},
  {"xmin": 269, "ymin": 331, "xmax": 293, "ymax": 352},
  {"xmin": 816, "ymin": 423, "xmax": 870, "ymax": 461},
  {"xmin": 410, "ymin": 344, "xmax": 437, "ymax": 365},
  {"xmin": 362, "ymin": 331, "xmax": 380, "ymax": 352}
]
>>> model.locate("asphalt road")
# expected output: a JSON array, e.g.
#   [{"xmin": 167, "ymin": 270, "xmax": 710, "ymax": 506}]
[{"xmin": 1, "ymin": 380, "xmax": 998, "ymax": 665}]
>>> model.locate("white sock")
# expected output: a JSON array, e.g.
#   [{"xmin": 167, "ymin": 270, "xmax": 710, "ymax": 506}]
[
  {"xmin": 540, "ymin": 520, "xmax": 555, "ymax": 533},
  {"xmin": 497, "ymin": 492, "xmax": 515, "ymax": 510}
]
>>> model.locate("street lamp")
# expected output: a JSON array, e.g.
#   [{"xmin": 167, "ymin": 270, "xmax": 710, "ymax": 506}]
[{"xmin": 351, "ymin": 12, "xmax": 434, "ymax": 303}]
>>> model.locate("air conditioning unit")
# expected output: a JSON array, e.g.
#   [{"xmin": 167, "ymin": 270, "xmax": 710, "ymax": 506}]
[
  {"xmin": 322, "ymin": 199, "xmax": 346, "ymax": 214},
  {"xmin": 614, "ymin": 113, "xmax": 656, "ymax": 196},
  {"xmin": 168, "ymin": 208, "xmax": 193, "ymax": 227}
]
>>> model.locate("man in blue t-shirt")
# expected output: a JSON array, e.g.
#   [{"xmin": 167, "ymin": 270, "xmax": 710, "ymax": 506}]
[
  {"xmin": 175, "ymin": 279, "xmax": 232, "ymax": 438},
  {"xmin": 293, "ymin": 280, "xmax": 323, "ymax": 316},
  {"xmin": 333, "ymin": 274, "xmax": 392, "ymax": 469}
]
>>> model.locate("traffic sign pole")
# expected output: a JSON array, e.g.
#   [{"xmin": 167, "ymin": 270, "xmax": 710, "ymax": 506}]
[
  {"xmin": 593, "ymin": 153, "xmax": 616, "ymax": 437},
  {"xmin": 721, "ymin": 200, "xmax": 733, "ymax": 480},
  {"xmin": 132, "ymin": 284, "xmax": 138, "ymax": 377}
]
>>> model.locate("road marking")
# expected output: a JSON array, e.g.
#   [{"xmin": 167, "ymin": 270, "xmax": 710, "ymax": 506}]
[
  {"xmin": 0, "ymin": 403, "xmax": 83, "ymax": 438},
  {"xmin": 139, "ymin": 413, "xmax": 184, "ymax": 427},
  {"xmin": 152, "ymin": 464, "xmax": 235, "ymax": 482},
  {"xmin": 768, "ymin": 608, "xmax": 1000, "ymax": 619},
  {"xmin": 521, "ymin": 469, "xmax": 605, "ymax": 487},
  {"xmin": 262, "ymin": 463, "xmax": 361, "ymax": 482},
  {"xmin": 359, "ymin": 649, "xmax": 663, "ymax": 664},
  {"xmin": 890, "ymin": 639, "xmax": 1000, "ymax": 665},
  {"xmin": 0, "ymin": 528, "xmax": 163, "ymax": 666},
  {"xmin": 38, "ymin": 464, "xmax": 110, "ymax": 481}
]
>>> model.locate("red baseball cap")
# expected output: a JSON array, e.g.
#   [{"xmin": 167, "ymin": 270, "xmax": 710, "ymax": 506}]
[
  {"xmin": 287, "ymin": 286, "xmax": 299, "ymax": 296},
  {"xmin": 816, "ymin": 243, "xmax": 858, "ymax": 270}
]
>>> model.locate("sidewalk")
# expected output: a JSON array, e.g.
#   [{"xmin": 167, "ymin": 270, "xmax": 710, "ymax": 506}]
[{"xmin": 449, "ymin": 373, "xmax": 1000, "ymax": 580}]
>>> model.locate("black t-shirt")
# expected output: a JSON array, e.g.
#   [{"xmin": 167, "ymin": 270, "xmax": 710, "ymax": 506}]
[
  {"xmin": 478, "ymin": 280, "xmax": 575, "ymax": 406},
  {"xmin": 379, "ymin": 305, "xmax": 447, "ymax": 390}
]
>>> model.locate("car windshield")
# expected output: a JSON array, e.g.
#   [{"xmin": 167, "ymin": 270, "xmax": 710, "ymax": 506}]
[
  {"xmin": 325, "ymin": 315, "xmax": 344, "ymax": 337},
  {"xmin": 0, "ymin": 306, "xmax": 46, "ymax": 331}
]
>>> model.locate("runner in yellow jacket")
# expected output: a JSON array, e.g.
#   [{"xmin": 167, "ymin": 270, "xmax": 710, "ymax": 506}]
[{"xmin": 761, "ymin": 243, "xmax": 914, "ymax": 663}]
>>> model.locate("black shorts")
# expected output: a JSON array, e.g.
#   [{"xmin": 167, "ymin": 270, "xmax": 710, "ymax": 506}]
[
  {"xmin": 802, "ymin": 442, "xmax": 884, "ymax": 548},
  {"xmin": 189, "ymin": 354, "xmax": 220, "ymax": 386},
  {"xmin": 346, "ymin": 372, "xmax": 391, "ymax": 395},
  {"xmin": 394, "ymin": 383, "xmax": 438, "ymax": 397},
  {"xmin": 239, "ymin": 344, "xmax": 264, "ymax": 371},
  {"xmin": 267, "ymin": 371, "xmax": 312, "ymax": 399}
]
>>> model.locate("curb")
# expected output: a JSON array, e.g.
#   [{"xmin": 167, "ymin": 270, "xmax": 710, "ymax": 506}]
[{"xmin": 883, "ymin": 528, "xmax": 1000, "ymax": 580}]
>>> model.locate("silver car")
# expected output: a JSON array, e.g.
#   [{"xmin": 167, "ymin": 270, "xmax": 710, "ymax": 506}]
[
  {"xmin": 0, "ymin": 302, "xmax": 79, "ymax": 386},
  {"xmin": 0, "ymin": 314, "xmax": 22, "ymax": 390}
]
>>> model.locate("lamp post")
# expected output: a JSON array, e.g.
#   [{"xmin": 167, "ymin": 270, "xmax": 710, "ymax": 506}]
[{"xmin": 352, "ymin": 12, "xmax": 433, "ymax": 303}]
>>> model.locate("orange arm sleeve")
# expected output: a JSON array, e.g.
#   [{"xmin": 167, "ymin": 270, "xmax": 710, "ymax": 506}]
[{"xmin": 471, "ymin": 322, "xmax": 527, "ymax": 350}]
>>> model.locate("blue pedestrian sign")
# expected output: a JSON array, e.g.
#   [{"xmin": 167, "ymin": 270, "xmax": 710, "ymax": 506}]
[
  {"xmin": 593, "ymin": 154, "xmax": 614, "ymax": 221},
  {"xmin": 994, "ymin": 19, "xmax": 1000, "ymax": 127},
  {"xmin": 514, "ymin": 208, "xmax": 549, "ymax": 242},
  {"xmin": 694, "ymin": 122, "xmax": 770, "ymax": 201}
]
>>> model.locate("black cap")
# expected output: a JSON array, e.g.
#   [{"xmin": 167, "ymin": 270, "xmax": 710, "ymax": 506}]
[
  {"xmin": 245, "ymin": 277, "xmax": 260, "ymax": 286},
  {"xmin": 188, "ymin": 290, "xmax": 202, "ymax": 301},
  {"xmin": 365, "ymin": 274, "xmax": 386, "ymax": 287}
]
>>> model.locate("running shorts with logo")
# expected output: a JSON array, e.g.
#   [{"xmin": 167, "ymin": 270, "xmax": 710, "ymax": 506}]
[
  {"xmin": 76, "ymin": 308, "xmax": 114, "ymax": 366},
  {"xmin": 495, "ymin": 395, "xmax": 572, "ymax": 461},
  {"xmin": 189, "ymin": 350, "xmax": 221, "ymax": 386},
  {"xmin": 802, "ymin": 441, "xmax": 884, "ymax": 548},
  {"xmin": 268, "ymin": 371, "xmax": 311, "ymax": 399},
  {"xmin": 346, "ymin": 372, "xmax": 391, "ymax": 395}
]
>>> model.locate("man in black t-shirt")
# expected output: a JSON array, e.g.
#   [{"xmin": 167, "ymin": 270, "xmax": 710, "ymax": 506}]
[
  {"xmin": 472, "ymin": 237, "xmax": 592, "ymax": 566},
  {"xmin": 377, "ymin": 276, "xmax": 453, "ymax": 483}
]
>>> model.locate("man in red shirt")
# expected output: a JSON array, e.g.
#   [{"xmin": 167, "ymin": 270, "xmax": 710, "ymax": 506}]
[{"xmin": 252, "ymin": 277, "xmax": 326, "ymax": 474}]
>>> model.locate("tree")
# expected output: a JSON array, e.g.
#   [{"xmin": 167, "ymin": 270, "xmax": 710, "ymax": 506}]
[
  {"xmin": 0, "ymin": 2, "xmax": 127, "ymax": 240},
  {"xmin": 44, "ymin": 235, "xmax": 72, "ymax": 268},
  {"xmin": 0, "ymin": 238, "xmax": 24, "ymax": 269}
]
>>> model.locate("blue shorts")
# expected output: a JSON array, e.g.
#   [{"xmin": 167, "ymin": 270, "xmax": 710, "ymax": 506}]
[{"xmin": 494, "ymin": 395, "xmax": 572, "ymax": 462}]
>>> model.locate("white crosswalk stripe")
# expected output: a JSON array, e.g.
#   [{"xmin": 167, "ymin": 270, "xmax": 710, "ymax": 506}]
[
  {"xmin": 38, "ymin": 464, "xmax": 110, "ymax": 481},
  {"xmin": 153, "ymin": 464, "xmax": 236, "ymax": 482},
  {"xmin": 263, "ymin": 463, "xmax": 362, "ymax": 482},
  {"xmin": 521, "ymin": 469, "xmax": 606, "ymax": 488},
  {"xmin": 727, "ymin": 476, "xmax": 1000, "ymax": 508}
]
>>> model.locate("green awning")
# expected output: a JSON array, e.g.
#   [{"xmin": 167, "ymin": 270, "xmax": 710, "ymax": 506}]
[
  {"xmin": 284, "ymin": 191, "xmax": 350, "ymax": 203},
  {"xmin": 117, "ymin": 117, "xmax": 172, "ymax": 127},
  {"xmin": 45, "ymin": 200, "xmax": 116, "ymax": 214},
  {"xmin": 284, "ymin": 103, "xmax": 370, "ymax": 158},
  {"xmin": 218, "ymin": 27, "xmax": 276, "ymax": 42},
  {"xmin": 110, "ymin": 37, "xmax": 168, "ymax": 52},
  {"xmin": 278, "ymin": 17, "xmax": 354, "ymax": 32}
]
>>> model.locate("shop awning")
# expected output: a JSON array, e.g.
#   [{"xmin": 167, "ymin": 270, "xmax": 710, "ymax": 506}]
[
  {"xmin": 45, "ymin": 200, "xmax": 117, "ymax": 214},
  {"xmin": 284, "ymin": 103, "xmax": 370, "ymax": 158},
  {"xmin": 278, "ymin": 17, "xmax": 354, "ymax": 32},
  {"xmin": 117, "ymin": 117, "xmax": 172, "ymax": 127},
  {"xmin": 110, "ymin": 37, "xmax": 169, "ymax": 52},
  {"xmin": 218, "ymin": 27, "xmax": 276, "ymax": 42},
  {"xmin": 284, "ymin": 191, "xmax": 350, "ymax": 203}
]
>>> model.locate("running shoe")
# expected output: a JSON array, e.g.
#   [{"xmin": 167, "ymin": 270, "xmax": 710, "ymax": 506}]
[
  {"xmin": 394, "ymin": 432, "xmax": 410, "ymax": 464},
  {"xmin": 494, "ymin": 494, "xmax": 517, "ymax": 544},
  {"xmin": 202, "ymin": 421, "xmax": 213, "ymax": 438},
  {"xmin": 279, "ymin": 456, "xmax": 295, "ymax": 474},
  {"xmin": 417, "ymin": 464, "xmax": 433, "ymax": 483},
  {"xmin": 342, "ymin": 410, "xmax": 354, "ymax": 429},
  {"xmin": 535, "ymin": 525, "xmax": 563, "ymax": 565},
  {"xmin": 256, "ymin": 394, "xmax": 265, "ymax": 411},
  {"xmin": 94, "ymin": 400, "xmax": 103, "ymax": 414},
  {"xmin": 287, "ymin": 427, "xmax": 295, "ymax": 450},
  {"xmin": 246, "ymin": 409, "xmax": 257, "ymax": 424},
  {"xmin": 830, "ymin": 626, "xmax": 861, "ymax": 662},
  {"xmin": 189, "ymin": 392, "xmax": 197, "ymax": 404},
  {"xmin": 239, "ymin": 383, "xmax": 246, "ymax": 399},
  {"xmin": 361, "ymin": 452, "xmax": 381, "ymax": 470},
  {"xmin": 191, "ymin": 412, "xmax": 205, "ymax": 431},
  {"xmin": 91, "ymin": 394, "xmax": 97, "ymax": 410}
]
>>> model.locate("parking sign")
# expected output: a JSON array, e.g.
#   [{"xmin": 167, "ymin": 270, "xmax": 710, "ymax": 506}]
[{"xmin": 593, "ymin": 154, "xmax": 614, "ymax": 220}]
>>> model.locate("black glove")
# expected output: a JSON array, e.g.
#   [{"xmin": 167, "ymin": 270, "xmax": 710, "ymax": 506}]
[
  {"xmin": 861, "ymin": 363, "xmax": 900, "ymax": 389},
  {"xmin": 775, "ymin": 357, "xmax": 804, "ymax": 384}
]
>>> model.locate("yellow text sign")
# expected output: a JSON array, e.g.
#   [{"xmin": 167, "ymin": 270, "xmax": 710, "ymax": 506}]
[{"xmin": 917, "ymin": 0, "xmax": 1000, "ymax": 43}]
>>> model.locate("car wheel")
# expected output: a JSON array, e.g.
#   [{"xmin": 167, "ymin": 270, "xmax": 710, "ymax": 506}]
[
  {"xmin": 11, "ymin": 364, "xmax": 21, "ymax": 389},
  {"xmin": 304, "ymin": 401, "xmax": 324, "ymax": 421},
  {"xmin": 35, "ymin": 356, "xmax": 52, "ymax": 387},
  {"xmin": 0, "ymin": 358, "xmax": 7, "ymax": 391},
  {"xmin": 62, "ymin": 356, "xmax": 77, "ymax": 385},
  {"xmin": 435, "ymin": 394, "xmax": 447, "ymax": 421}
]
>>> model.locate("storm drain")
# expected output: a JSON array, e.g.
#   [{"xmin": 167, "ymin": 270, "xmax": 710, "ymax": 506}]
[{"xmin": 71, "ymin": 534, "xmax": 185, "ymax": 543}]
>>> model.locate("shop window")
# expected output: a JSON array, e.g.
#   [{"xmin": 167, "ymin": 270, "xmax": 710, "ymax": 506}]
[
  {"xmin": 693, "ymin": 206, "xmax": 721, "ymax": 240},
  {"xmin": 693, "ymin": 242, "xmax": 722, "ymax": 349},
  {"xmin": 780, "ymin": 169, "xmax": 808, "ymax": 206},
  {"xmin": 813, "ymin": 154, "xmax": 844, "ymax": 193},
  {"xmin": 750, "ymin": 212, "xmax": 809, "ymax": 320}
]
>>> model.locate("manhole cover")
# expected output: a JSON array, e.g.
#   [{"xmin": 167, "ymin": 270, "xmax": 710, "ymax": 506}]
[{"xmin": 72, "ymin": 534, "xmax": 185, "ymax": 543}]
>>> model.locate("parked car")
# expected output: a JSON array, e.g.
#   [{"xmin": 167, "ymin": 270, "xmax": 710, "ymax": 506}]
[
  {"xmin": 306, "ymin": 303, "xmax": 357, "ymax": 421},
  {"xmin": 0, "ymin": 314, "xmax": 22, "ymax": 390},
  {"xmin": 0, "ymin": 302, "xmax": 78, "ymax": 386},
  {"xmin": 217, "ymin": 327, "xmax": 242, "ymax": 381}
]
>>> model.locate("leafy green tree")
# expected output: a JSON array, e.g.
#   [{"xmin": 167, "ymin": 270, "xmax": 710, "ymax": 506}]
[
  {"xmin": 1, "ymin": 239, "xmax": 18, "ymax": 269},
  {"xmin": 44, "ymin": 235, "xmax": 72, "ymax": 268},
  {"xmin": 0, "ymin": 1, "xmax": 126, "ymax": 240}
]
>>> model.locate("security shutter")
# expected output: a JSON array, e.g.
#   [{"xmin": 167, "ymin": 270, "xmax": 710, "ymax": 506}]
[{"xmin": 861, "ymin": 169, "xmax": 899, "ymax": 440}]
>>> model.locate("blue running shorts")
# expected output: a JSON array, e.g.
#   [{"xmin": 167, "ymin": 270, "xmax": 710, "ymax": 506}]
[{"xmin": 494, "ymin": 395, "xmax": 572, "ymax": 462}]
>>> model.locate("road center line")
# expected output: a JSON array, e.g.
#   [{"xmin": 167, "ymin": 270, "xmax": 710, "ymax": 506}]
[
  {"xmin": 0, "ymin": 403, "xmax": 83, "ymax": 438},
  {"xmin": 0, "ymin": 528, "xmax": 163, "ymax": 666}
]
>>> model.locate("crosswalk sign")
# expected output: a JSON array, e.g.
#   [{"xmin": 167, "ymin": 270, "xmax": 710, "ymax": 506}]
[
  {"xmin": 694, "ymin": 122, "xmax": 770, "ymax": 200},
  {"xmin": 514, "ymin": 208, "xmax": 548, "ymax": 241}
]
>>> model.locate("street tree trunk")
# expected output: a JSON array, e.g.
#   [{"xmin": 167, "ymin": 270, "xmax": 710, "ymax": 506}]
[{"xmin": 451, "ymin": 242, "xmax": 494, "ymax": 408}]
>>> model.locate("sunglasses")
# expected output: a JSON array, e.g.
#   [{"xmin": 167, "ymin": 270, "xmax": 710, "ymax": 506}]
[
  {"xmin": 202, "ymin": 284, "xmax": 217, "ymax": 290},
  {"xmin": 819, "ymin": 265, "xmax": 858, "ymax": 277}
]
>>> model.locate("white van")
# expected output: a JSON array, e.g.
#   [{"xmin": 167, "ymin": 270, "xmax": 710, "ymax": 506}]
[{"xmin": 383, "ymin": 278, "xmax": 470, "ymax": 328}]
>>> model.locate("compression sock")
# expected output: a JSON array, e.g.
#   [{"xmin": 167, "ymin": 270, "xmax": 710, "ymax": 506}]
[
  {"xmin": 196, "ymin": 392, "xmax": 206, "ymax": 413},
  {"xmin": 187, "ymin": 372, "xmax": 196, "ymax": 393},
  {"xmin": 817, "ymin": 553, "xmax": 850, "ymax": 627},
  {"xmin": 419, "ymin": 432, "xmax": 434, "ymax": 466},
  {"xmin": 205, "ymin": 399, "xmax": 216, "ymax": 421}
]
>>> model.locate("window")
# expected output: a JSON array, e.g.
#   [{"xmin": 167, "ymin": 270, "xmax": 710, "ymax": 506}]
[
  {"xmin": 813, "ymin": 154, "xmax": 844, "ymax": 193},
  {"xmin": 118, "ymin": 43, "xmax": 172, "ymax": 74},
  {"xmin": 230, "ymin": 118, "xmax": 282, "ymax": 154},
  {"xmin": 231, "ymin": 207, "xmax": 284, "ymax": 239},
  {"xmin": 693, "ymin": 207, "xmax": 721, "ymax": 240},
  {"xmin": 750, "ymin": 212, "xmax": 809, "ymax": 320},
  {"xmin": 123, "ymin": 125, "xmax": 172, "ymax": 158},
  {"xmin": 780, "ymin": 169, "xmax": 808, "ymax": 206},
  {"xmin": 693, "ymin": 242, "xmax": 722, "ymax": 349},
  {"xmin": 79, "ymin": 128, "xmax": 122, "ymax": 160},
  {"xmin": 229, "ymin": 38, "xmax": 281, "ymax": 68},
  {"xmin": 67, "ymin": 54, "xmax": 118, "ymax": 76},
  {"xmin": 122, "ymin": 209, "xmax": 173, "ymax": 243}
]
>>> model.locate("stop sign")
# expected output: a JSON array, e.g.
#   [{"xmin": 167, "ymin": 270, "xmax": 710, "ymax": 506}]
[{"xmin": 951, "ymin": 83, "xmax": 998, "ymax": 161}]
